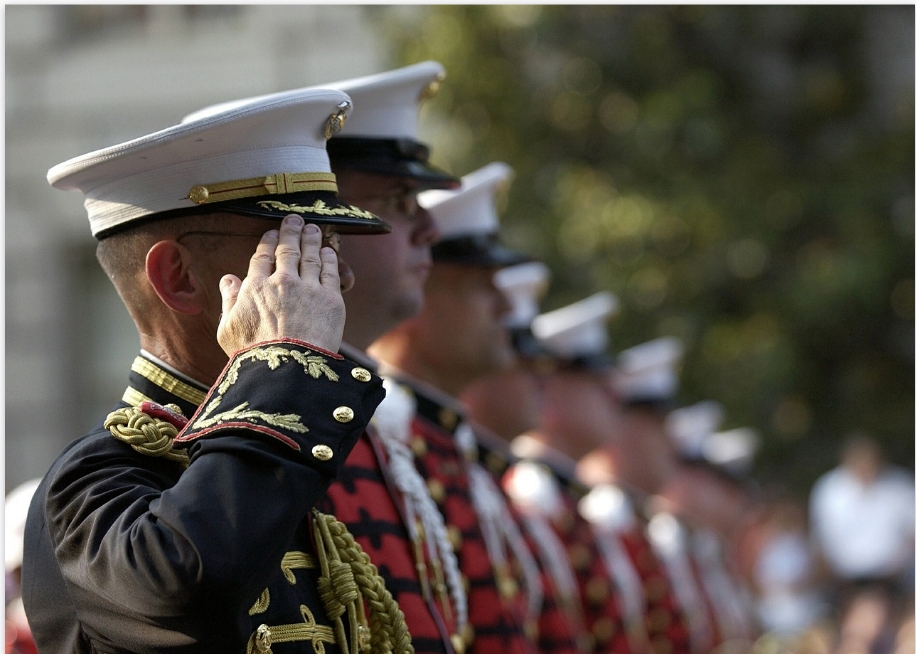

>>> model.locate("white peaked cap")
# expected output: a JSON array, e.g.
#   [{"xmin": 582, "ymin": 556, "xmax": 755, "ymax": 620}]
[
  {"xmin": 530, "ymin": 292, "xmax": 618, "ymax": 359},
  {"xmin": 6, "ymin": 479, "xmax": 41, "ymax": 571},
  {"xmin": 419, "ymin": 162, "xmax": 514, "ymax": 239},
  {"xmin": 703, "ymin": 427, "xmax": 759, "ymax": 475},
  {"xmin": 322, "ymin": 61, "xmax": 446, "ymax": 140},
  {"xmin": 666, "ymin": 400, "xmax": 725, "ymax": 459},
  {"xmin": 613, "ymin": 337, "xmax": 684, "ymax": 404},
  {"xmin": 494, "ymin": 261, "xmax": 551, "ymax": 329},
  {"xmin": 50, "ymin": 87, "xmax": 385, "ymax": 239},
  {"xmin": 183, "ymin": 61, "xmax": 446, "ymax": 141}
]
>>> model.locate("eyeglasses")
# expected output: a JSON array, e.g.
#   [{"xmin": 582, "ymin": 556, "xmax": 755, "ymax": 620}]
[
  {"xmin": 177, "ymin": 225, "xmax": 341, "ymax": 252},
  {"xmin": 346, "ymin": 188, "xmax": 421, "ymax": 222}
]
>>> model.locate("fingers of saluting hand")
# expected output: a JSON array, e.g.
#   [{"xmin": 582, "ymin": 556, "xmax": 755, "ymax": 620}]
[
  {"xmin": 248, "ymin": 229, "xmax": 280, "ymax": 280},
  {"xmin": 296, "ymin": 220, "xmax": 324, "ymax": 281},
  {"xmin": 274, "ymin": 214, "xmax": 313, "ymax": 278},
  {"xmin": 318, "ymin": 246, "xmax": 341, "ymax": 292}
]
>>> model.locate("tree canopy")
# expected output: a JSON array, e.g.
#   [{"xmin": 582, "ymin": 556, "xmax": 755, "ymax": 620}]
[{"xmin": 375, "ymin": 5, "xmax": 914, "ymax": 494}]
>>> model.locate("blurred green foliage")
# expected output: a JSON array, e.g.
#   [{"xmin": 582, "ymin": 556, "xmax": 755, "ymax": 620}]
[{"xmin": 375, "ymin": 5, "xmax": 914, "ymax": 495}]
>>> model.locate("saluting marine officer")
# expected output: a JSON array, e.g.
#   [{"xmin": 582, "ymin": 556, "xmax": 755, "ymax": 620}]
[{"xmin": 22, "ymin": 88, "xmax": 407, "ymax": 653}]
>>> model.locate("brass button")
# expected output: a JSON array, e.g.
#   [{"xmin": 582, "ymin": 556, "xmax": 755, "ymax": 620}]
[
  {"xmin": 592, "ymin": 617, "xmax": 616, "ymax": 643},
  {"xmin": 647, "ymin": 607, "xmax": 671, "ymax": 632},
  {"xmin": 569, "ymin": 543, "xmax": 591, "ymax": 571},
  {"xmin": 438, "ymin": 408, "xmax": 458, "ymax": 430},
  {"xmin": 351, "ymin": 367, "xmax": 372, "ymax": 382},
  {"xmin": 586, "ymin": 577, "xmax": 610, "ymax": 604},
  {"xmin": 312, "ymin": 445, "xmax": 334, "ymax": 461},
  {"xmin": 333, "ymin": 406, "xmax": 354, "ymax": 423},
  {"xmin": 409, "ymin": 436, "xmax": 427, "ymax": 457},
  {"xmin": 427, "ymin": 479, "xmax": 446, "ymax": 503},
  {"xmin": 485, "ymin": 452, "xmax": 506, "ymax": 474},
  {"xmin": 188, "ymin": 185, "xmax": 209, "ymax": 204},
  {"xmin": 447, "ymin": 524, "xmax": 463, "ymax": 549}
]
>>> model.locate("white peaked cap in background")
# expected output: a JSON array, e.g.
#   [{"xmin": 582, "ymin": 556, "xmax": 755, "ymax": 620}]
[
  {"xmin": 50, "ymin": 87, "xmax": 389, "ymax": 239},
  {"xmin": 666, "ymin": 400, "xmax": 725, "ymax": 459},
  {"xmin": 613, "ymin": 337, "xmax": 684, "ymax": 404},
  {"xmin": 531, "ymin": 292, "xmax": 618, "ymax": 360},
  {"xmin": 419, "ymin": 162, "xmax": 514, "ymax": 239},
  {"xmin": 703, "ymin": 427, "xmax": 759, "ymax": 476},
  {"xmin": 494, "ymin": 261, "xmax": 551, "ymax": 329},
  {"xmin": 182, "ymin": 61, "xmax": 445, "ymax": 140},
  {"xmin": 321, "ymin": 60, "xmax": 446, "ymax": 140}
]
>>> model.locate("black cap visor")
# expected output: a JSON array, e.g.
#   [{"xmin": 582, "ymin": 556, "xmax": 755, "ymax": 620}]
[
  {"xmin": 432, "ymin": 233, "xmax": 532, "ymax": 267},
  {"xmin": 328, "ymin": 137, "xmax": 460, "ymax": 191},
  {"xmin": 97, "ymin": 189, "xmax": 391, "ymax": 239}
]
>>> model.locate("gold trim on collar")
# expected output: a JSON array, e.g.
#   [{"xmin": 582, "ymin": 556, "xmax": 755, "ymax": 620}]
[
  {"xmin": 131, "ymin": 357, "xmax": 207, "ymax": 406},
  {"xmin": 188, "ymin": 172, "xmax": 338, "ymax": 205},
  {"xmin": 122, "ymin": 386, "xmax": 152, "ymax": 408}
]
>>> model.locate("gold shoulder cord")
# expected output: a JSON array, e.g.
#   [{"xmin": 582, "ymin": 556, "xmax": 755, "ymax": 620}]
[
  {"xmin": 311, "ymin": 509, "xmax": 415, "ymax": 654},
  {"xmin": 104, "ymin": 404, "xmax": 190, "ymax": 468}
]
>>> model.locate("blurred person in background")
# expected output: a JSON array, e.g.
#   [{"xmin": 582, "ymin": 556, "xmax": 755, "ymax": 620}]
[
  {"xmin": 481, "ymin": 298, "xmax": 697, "ymax": 654},
  {"xmin": 660, "ymin": 412, "xmax": 763, "ymax": 653},
  {"xmin": 808, "ymin": 433, "xmax": 915, "ymax": 654},
  {"xmin": 495, "ymin": 291, "xmax": 658, "ymax": 654},
  {"xmin": 578, "ymin": 349, "xmax": 719, "ymax": 654},
  {"xmin": 6, "ymin": 479, "xmax": 40, "ymax": 654},
  {"xmin": 750, "ymin": 494, "xmax": 828, "ymax": 641}
]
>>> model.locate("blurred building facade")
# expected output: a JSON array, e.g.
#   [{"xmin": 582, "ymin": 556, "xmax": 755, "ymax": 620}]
[{"xmin": 5, "ymin": 5, "xmax": 392, "ymax": 491}]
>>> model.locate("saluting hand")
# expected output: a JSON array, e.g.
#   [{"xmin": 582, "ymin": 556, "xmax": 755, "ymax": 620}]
[{"xmin": 216, "ymin": 214, "xmax": 345, "ymax": 355}]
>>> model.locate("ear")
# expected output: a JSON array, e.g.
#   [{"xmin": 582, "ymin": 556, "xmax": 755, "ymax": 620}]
[{"xmin": 145, "ymin": 240, "xmax": 205, "ymax": 315}]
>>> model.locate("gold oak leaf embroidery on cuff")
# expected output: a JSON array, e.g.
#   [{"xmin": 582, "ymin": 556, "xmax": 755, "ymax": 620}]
[{"xmin": 193, "ymin": 346, "xmax": 342, "ymax": 434}]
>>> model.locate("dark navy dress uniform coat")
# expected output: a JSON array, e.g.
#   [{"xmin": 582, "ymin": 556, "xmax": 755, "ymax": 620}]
[{"xmin": 22, "ymin": 340, "xmax": 386, "ymax": 654}]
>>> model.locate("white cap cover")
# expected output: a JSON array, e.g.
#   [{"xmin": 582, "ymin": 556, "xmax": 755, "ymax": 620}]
[
  {"xmin": 494, "ymin": 261, "xmax": 551, "ymax": 329},
  {"xmin": 613, "ymin": 337, "xmax": 684, "ymax": 404},
  {"xmin": 322, "ymin": 60, "xmax": 446, "ymax": 140},
  {"xmin": 531, "ymin": 292, "xmax": 618, "ymax": 361},
  {"xmin": 419, "ymin": 162, "xmax": 513, "ymax": 239},
  {"xmin": 666, "ymin": 400, "xmax": 725, "ymax": 459},
  {"xmin": 50, "ymin": 87, "xmax": 388, "ymax": 238},
  {"xmin": 703, "ymin": 427, "xmax": 759, "ymax": 476},
  {"xmin": 184, "ymin": 61, "xmax": 446, "ymax": 141}
]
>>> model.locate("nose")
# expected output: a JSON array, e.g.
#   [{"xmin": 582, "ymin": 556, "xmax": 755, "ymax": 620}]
[{"xmin": 411, "ymin": 206, "xmax": 441, "ymax": 247}]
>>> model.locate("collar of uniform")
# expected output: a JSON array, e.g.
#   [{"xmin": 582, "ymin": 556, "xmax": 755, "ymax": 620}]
[
  {"xmin": 122, "ymin": 353, "xmax": 209, "ymax": 420},
  {"xmin": 468, "ymin": 424, "xmax": 517, "ymax": 476}
]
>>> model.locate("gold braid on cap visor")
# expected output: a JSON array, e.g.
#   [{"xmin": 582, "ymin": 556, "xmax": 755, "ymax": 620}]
[{"xmin": 187, "ymin": 172, "xmax": 339, "ymax": 205}]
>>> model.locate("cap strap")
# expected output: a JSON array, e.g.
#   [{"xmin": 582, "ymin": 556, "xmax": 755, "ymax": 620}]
[{"xmin": 187, "ymin": 172, "xmax": 338, "ymax": 205}]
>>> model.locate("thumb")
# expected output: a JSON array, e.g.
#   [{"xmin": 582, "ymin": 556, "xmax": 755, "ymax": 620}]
[{"xmin": 219, "ymin": 275, "xmax": 241, "ymax": 324}]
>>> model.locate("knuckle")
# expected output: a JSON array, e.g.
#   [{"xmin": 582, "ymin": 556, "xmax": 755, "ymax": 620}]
[{"xmin": 250, "ymin": 251, "xmax": 275, "ymax": 265}]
